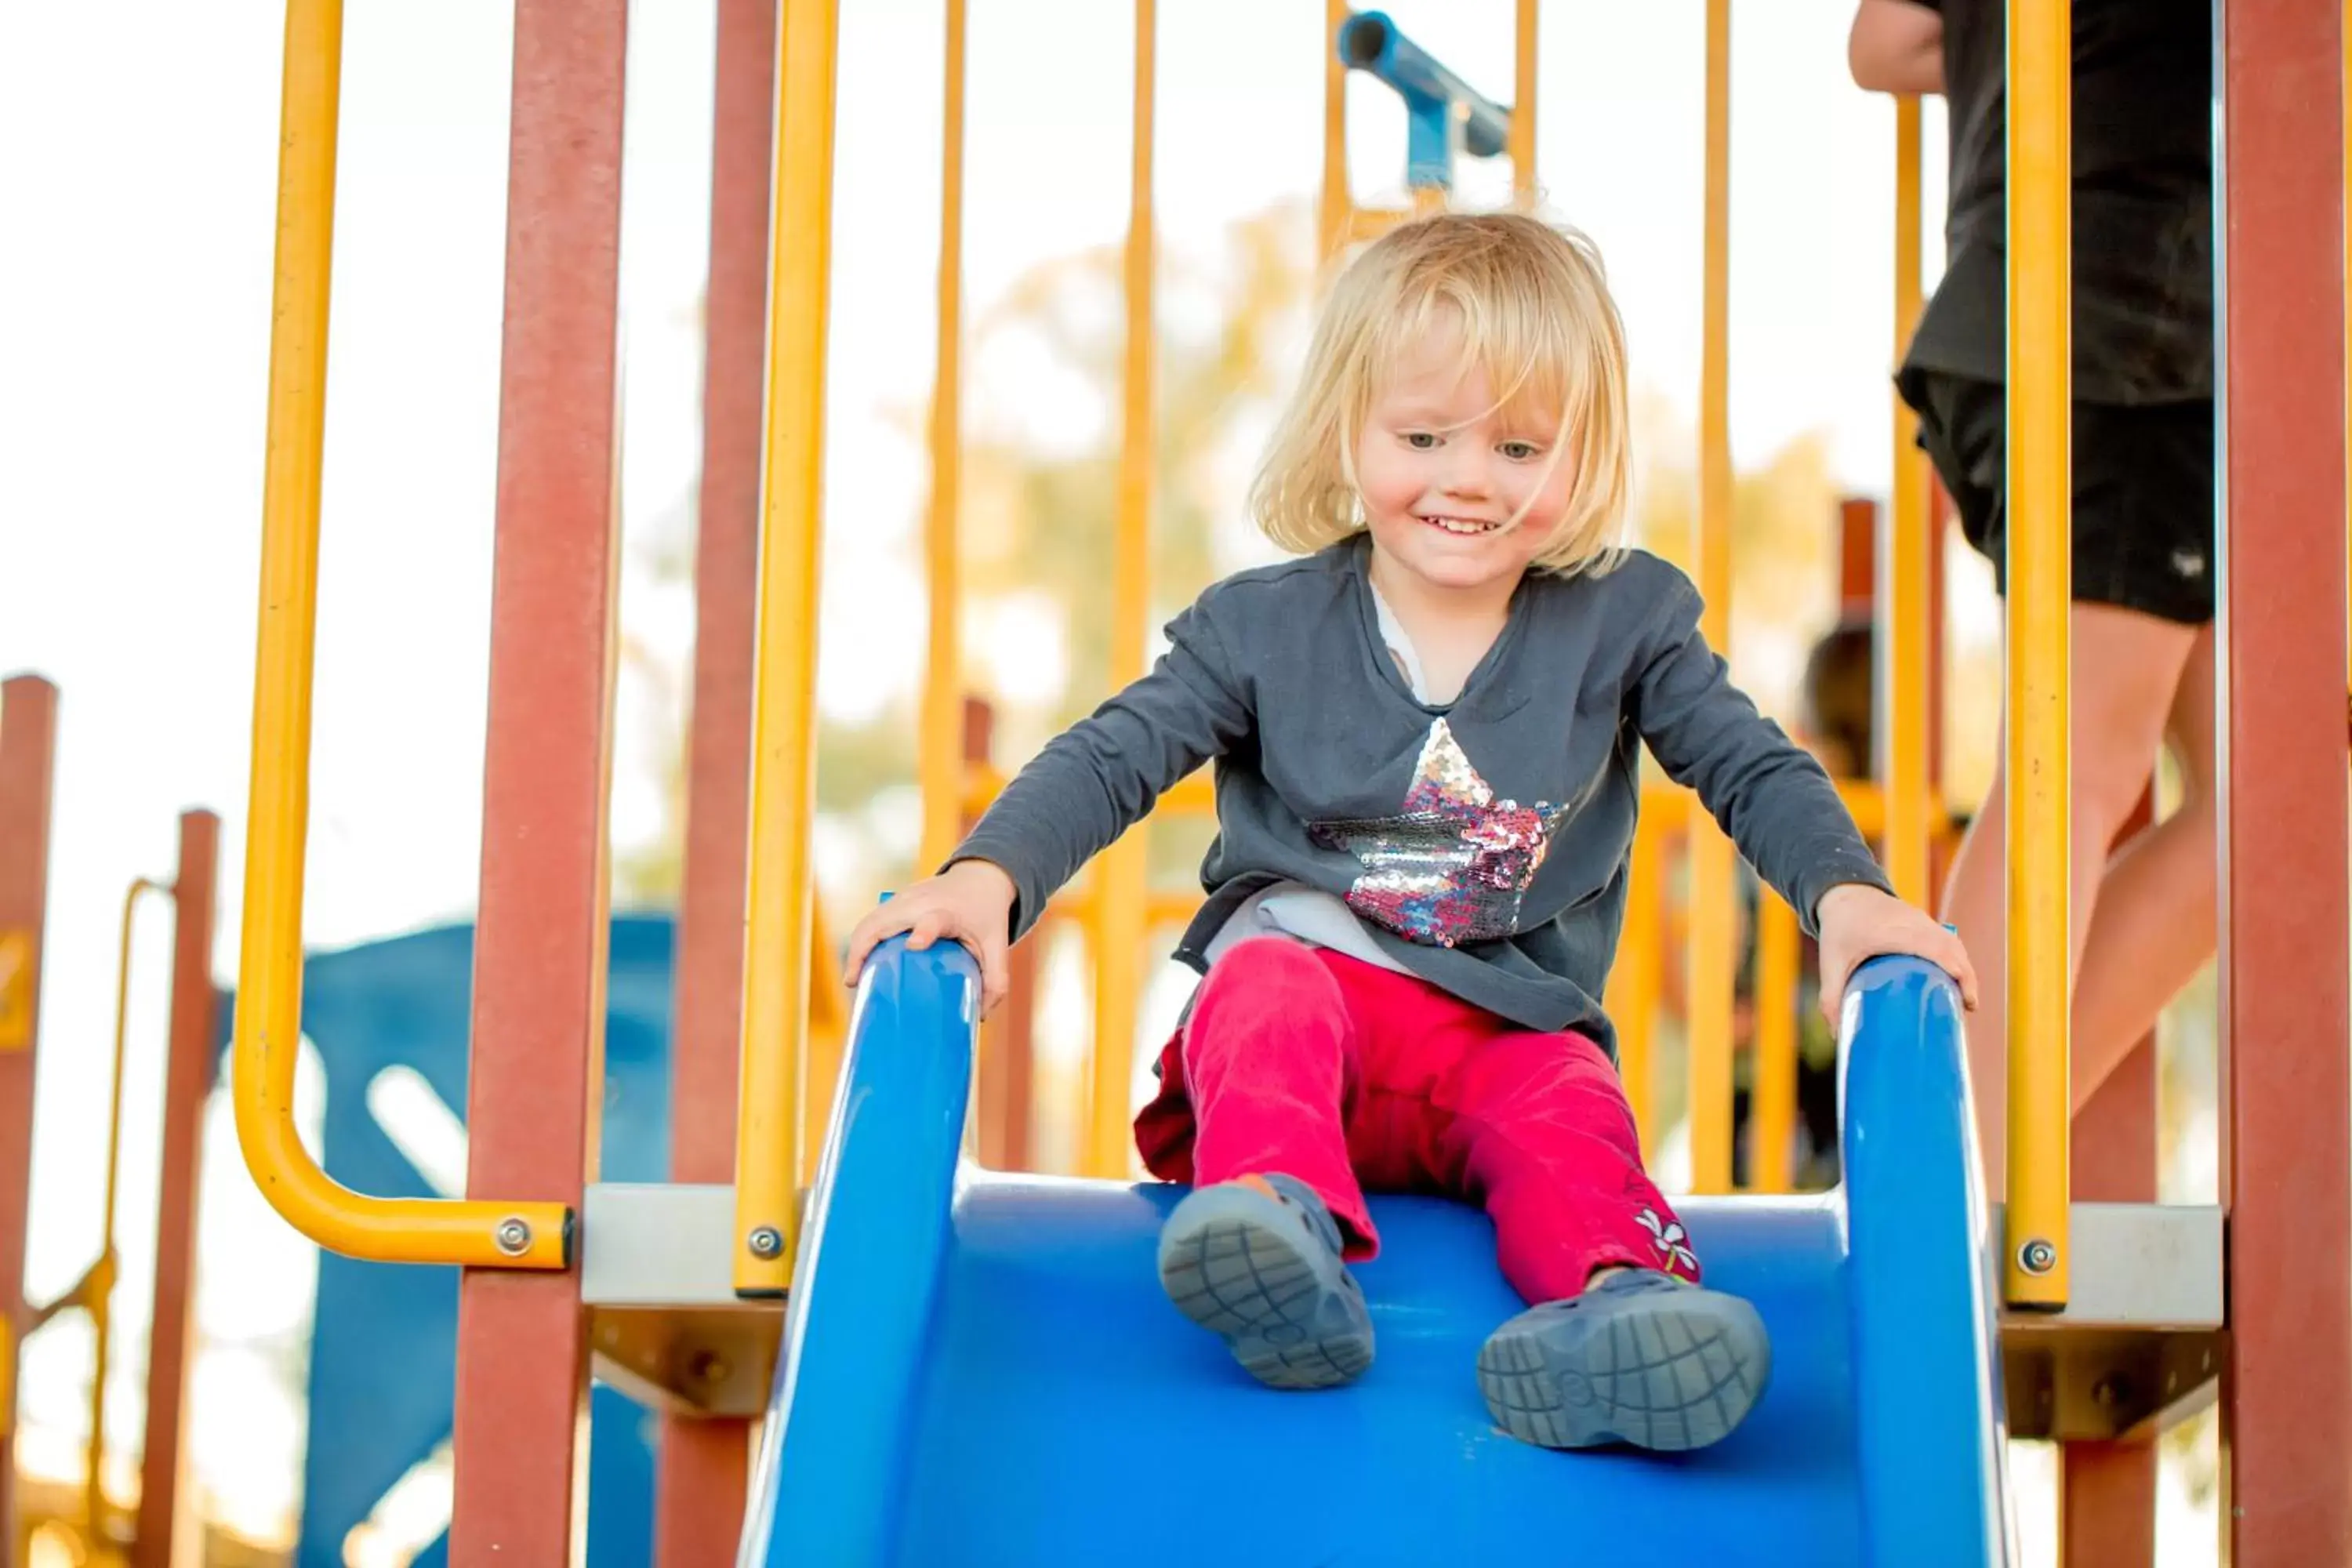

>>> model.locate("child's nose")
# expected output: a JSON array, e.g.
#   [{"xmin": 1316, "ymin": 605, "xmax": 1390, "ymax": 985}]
[{"xmin": 1442, "ymin": 452, "xmax": 1494, "ymax": 497}]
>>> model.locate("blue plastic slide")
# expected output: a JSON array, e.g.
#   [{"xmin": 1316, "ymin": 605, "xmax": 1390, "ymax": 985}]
[{"xmin": 739, "ymin": 942, "xmax": 2013, "ymax": 1566}]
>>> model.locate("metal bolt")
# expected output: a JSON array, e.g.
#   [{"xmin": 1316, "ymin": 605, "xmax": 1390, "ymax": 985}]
[
  {"xmin": 2018, "ymin": 1238, "xmax": 2057, "ymax": 1275},
  {"xmin": 495, "ymin": 1217, "xmax": 532, "ymax": 1257},
  {"xmin": 748, "ymin": 1225, "xmax": 784, "ymax": 1260}
]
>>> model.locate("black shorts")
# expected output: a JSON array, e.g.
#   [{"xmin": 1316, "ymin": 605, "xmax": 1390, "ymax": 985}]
[{"xmin": 1899, "ymin": 368, "xmax": 2216, "ymax": 626}]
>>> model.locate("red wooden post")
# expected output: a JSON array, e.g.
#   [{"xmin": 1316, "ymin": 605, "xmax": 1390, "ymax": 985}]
[
  {"xmin": 2059, "ymin": 793, "xmax": 2158, "ymax": 1566},
  {"xmin": 652, "ymin": 0, "xmax": 775, "ymax": 1555},
  {"xmin": 2217, "ymin": 0, "xmax": 2352, "ymax": 1559},
  {"xmin": 131, "ymin": 810, "xmax": 219, "ymax": 1568},
  {"xmin": 446, "ymin": 2, "xmax": 630, "ymax": 1559},
  {"xmin": 0, "ymin": 675, "xmax": 59, "ymax": 1564},
  {"xmin": 1838, "ymin": 496, "xmax": 1876, "ymax": 612}
]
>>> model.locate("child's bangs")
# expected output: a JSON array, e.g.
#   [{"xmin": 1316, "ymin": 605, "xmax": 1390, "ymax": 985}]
[{"xmin": 1372, "ymin": 267, "xmax": 1591, "ymax": 441}]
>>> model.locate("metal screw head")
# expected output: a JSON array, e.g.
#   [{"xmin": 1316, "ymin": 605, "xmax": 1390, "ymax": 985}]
[
  {"xmin": 2018, "ymin": 1238, "xmax": 2057, "ymax": 1275},
  {"xmin": 495, "ymin": 1217, "xmax": 533, "ymax": 1257},
  {"xmin": 748, "ymin": 1225, "xmax": 784, "ymax": 1260}
]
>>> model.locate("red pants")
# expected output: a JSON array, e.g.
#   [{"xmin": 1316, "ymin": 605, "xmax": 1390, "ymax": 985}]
[{"xmin": 1134, "ymin": 938, "xmax": 1699, "ymax": 1305}]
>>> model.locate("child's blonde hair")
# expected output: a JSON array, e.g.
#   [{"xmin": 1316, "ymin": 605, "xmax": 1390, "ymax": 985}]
[{"xmin": 1250, "ymin": 210, "xmax": 1631, "ymax": 578}]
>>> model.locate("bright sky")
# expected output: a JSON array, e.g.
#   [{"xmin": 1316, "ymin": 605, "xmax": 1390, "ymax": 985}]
[{"xmin": 0, "ymin": 0, "xmax": 2214, "ymax": 1560}]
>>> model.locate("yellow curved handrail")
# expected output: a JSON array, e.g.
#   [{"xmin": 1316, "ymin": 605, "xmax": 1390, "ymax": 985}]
[{"xmin": 234, "ymin": 0, "xmax": 565, "ymax": 1271}]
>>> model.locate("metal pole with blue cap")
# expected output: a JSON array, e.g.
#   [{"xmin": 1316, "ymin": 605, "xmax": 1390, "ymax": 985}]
[{"xmin": 1334, "ymin": 9, "xmax": 1514, "ymax": 200}]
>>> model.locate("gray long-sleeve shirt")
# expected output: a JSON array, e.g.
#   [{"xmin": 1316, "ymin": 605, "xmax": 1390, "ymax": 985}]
[{"xmin": 950, "ymin": 535, "xmax": 1892, "ymax": 1057}]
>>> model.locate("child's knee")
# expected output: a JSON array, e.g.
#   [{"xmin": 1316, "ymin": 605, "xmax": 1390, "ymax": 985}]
[
  {"xmin": 1199, "ymin": 935, "xmax": 1340, "ymax": 1014},
  {"xmin": 1185, "ymin": 938, "xmax": 1348, "ymax": 1074}
]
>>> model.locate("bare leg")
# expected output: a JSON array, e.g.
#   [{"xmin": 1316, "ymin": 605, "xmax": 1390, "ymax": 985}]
[
  {"xmin": 2067, "ymin": 622, "xmax": 2216, "ymax": 1109},
  {"xmin": 1941, "ymin": 602, "xmax": 2201, "ymax": 1193}
]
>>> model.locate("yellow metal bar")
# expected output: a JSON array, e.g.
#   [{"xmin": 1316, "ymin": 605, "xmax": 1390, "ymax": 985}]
[
  {"xmin": 235, "ymin": 0, "xmax": 566, "ymax": 1271},
  {"xmin": 1883, "ymin": 94, "xmax": 1934, "ymax": 906},
  {"xmin": 1086, "ymin": 0, "xmax": 1158, "ymax": 1181},
  {"xmin": 735, "ymin": 0, "xmax": 842, "ymax": 1295},
  {"xmin": 2004, "ymin": 0, "xmax": 2071, "ymax": 1311},
  {"xmin": 918, "ymin": 0, "xmax": 969, "ymax": 873},
  {"xmin": 1609, "ymin": 816, "xmax": 1664, "ymax": 1153},
  {"xmin": 1750, "ymin": 893, "xmax": 1802, "ymax": 1193},
  {"xmin": 1319, "ymin": 0, "xmax": 1348, "ymax": 258},
  {"xmin": 1686, "ymin": 0, "xmax": 1738, "ymax": 1196},
  {"xmin": 86, "ymin": 877, "xmax": 163, "ymax": 1548},
  {"xmin": 1510, "ymin": 0, "xmax": 1537, "ymax": 203}
]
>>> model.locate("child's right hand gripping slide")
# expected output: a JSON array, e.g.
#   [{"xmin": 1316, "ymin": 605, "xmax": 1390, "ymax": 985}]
[{"xmin": 840, "ymin": 858, "xmax": 1018, "ymax": 1016}]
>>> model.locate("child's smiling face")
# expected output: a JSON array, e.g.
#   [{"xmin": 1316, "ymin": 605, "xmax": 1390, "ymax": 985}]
[{"xmin": 1353, "ymin": 316, "xmax": 1573, "ymax": 603}]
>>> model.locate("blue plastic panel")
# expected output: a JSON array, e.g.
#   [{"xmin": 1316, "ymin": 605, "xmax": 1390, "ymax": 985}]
[{"xmin": 217, "ymin": 917, "xmax": 673, "ymax": 1567}]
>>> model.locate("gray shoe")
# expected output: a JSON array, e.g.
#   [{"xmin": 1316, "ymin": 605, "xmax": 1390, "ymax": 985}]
[
  {"xmin": 1477, "ymin": 1269, "xmax": 1771, "ymax": 1451},
  {"xmin": 1156, "ymin": 1174, "xmax": 1374, "ymax": 1390}
]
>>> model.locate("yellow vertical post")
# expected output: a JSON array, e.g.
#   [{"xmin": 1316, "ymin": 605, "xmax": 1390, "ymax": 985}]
[
  {"xmin": 1882, "ymin": 96, "xmax": 1933, "ymax": 906},
  {"xmin": 918, "ymin": 0, "xmax": 969, "ymax": 873},
  {"xmin": 1320, "ymin": 0, "xmax": 1348, "ymax": 258},
  {"xmin": 1510, "ymin": 0, "xmax": 1537, "ymax": 205},
  {"xmin": 87, "ymin": 877, "xmax": 161, "ymax": 1554},
  {"xmin": 1085, "ymin": 0, "xmax": 1157, "ymax": 1180},
  {"xmin": 735, "ymin": 0, "xmax": 840, "ymax": 1296},
  {"xmin": 1749, "ymin": 895, "xmax": 1801, "ymax": 1192},
  {"xmin": 2003, "ymin": 0, "xmax": 2071, "ymax": 1311},
  {"xmin": 1609, "ymin": 817, "xmax": 1664, "ymax": 1154},
  {"xmin": 1687, "ymin": 0, "xmax": 1739, "ymax": 1196}
]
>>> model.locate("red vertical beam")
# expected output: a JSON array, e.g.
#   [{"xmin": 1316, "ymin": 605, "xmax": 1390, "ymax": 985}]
[
  {"xmin": 2218, "ymin": 1, "xmax": 2352, "ymax": 1561},
  {"xmin": 0, "ymin": 674, "xmax": 59, "ymax": 1563},
  {"xmin": 132, "ymin": 810, "xmax": 220, "ymax": 1568},
  {"xmin": 448, "ymin": 2, "xmax": 629, "ymax": 1561},
  {"xmin": 1838, "ymin": 496, "xmax": 1876, "ymax": 614},
  {"xmin": 2058, "ymin": 797, "xmax": 2158, "ymax": 1567},
  {"xmin": 652, "ymin": 0, "xmax": 773, "ymax": 1555}
]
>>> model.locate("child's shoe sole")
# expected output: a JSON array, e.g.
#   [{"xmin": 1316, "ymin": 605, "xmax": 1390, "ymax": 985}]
[
  {"xmin": 1156, "ymin": 1178, "xmax": 1373, "ymax": 1390},
  {"xmin": 1476, "ymin": 1279, "xmax": 1770, "ymax": 1451}
]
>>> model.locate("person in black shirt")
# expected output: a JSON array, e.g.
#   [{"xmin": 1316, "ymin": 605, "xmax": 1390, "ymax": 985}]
[{"xmin": 1850, "ymin": 0, "xmax": 2216, "ymax": 1189}]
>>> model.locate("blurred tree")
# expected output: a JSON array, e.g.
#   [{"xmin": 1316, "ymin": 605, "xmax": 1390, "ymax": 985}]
[{"xmin": 611, "ymin": 200, "xmax": 1319, "ymax": 915}]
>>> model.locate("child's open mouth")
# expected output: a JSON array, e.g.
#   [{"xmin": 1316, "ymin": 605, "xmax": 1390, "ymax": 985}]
[{"xmin": 1418, "ymin": 514, "xmax": 1500, "ymax": 537}]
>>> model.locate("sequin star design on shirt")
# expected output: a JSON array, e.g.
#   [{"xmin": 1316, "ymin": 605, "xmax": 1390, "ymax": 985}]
[{"xmin": 1307, "ymin": 718, "xmax": 1570, "ymax": 948}]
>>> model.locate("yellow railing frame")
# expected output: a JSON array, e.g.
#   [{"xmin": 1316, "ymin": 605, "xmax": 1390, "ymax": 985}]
[
  {"xmin": 81, "ymin": 876, "xmax": 167, "ymax": 1548},
  {"xmin": 735, "ymin": 0, "xmax": 843, "ymax": 1296},
  {"xmin": 1883, "ymin": 93, "xmax": 1935, "ymax": 906},
  {"xmin": 1685, "ymin": 0, "xmax": 1740, "ymax": 1196},
  {"xmin": 234, "ymin": 0, "xmax": 566, "ymax": 1271},
  {"xmin": 2003, "ymin": 0, "xmax": 2073, "ymax": 1310},
  {"xmin": 917, "ymin": 0, "xmax": 970, "ymax": 874},
  {"xmin": 1083, "ymin": 0, "xmax": 1160, "ymax": 1181}
]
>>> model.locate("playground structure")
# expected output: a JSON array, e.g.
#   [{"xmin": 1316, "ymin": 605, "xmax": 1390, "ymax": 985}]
[
  {"xmin": 0, "ymin": 684, "xmax": 222, "ymax": 1566},
  {"xmin": 0, "ymin": 0, "xmax": 2344, "ymax": 1563}
]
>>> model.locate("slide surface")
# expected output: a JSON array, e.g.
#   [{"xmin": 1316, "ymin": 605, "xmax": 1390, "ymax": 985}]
[{"xmin": 741, "ymin": 943, "xmax": 2013, "ymax": 1567}]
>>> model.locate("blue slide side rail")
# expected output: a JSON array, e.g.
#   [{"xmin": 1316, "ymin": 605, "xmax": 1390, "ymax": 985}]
[{"xmin": 1838, "ymin": 955, "xmax": 2012, "ymax": 1566}]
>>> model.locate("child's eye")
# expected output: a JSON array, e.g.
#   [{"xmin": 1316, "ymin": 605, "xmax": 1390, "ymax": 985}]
[
  {"xmin": 1401, "ymin": 431, "xmax": 1439, "ymax": 449},
  {"xmin": 1499, "ymin": 440, "xmax": 1543, "ymax": 461}
]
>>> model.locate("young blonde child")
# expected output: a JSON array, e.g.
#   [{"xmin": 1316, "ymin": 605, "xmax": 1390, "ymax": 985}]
[{"xmin": 843, "ymin": 212, "xmax": 1976, "ymax": 1454}]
